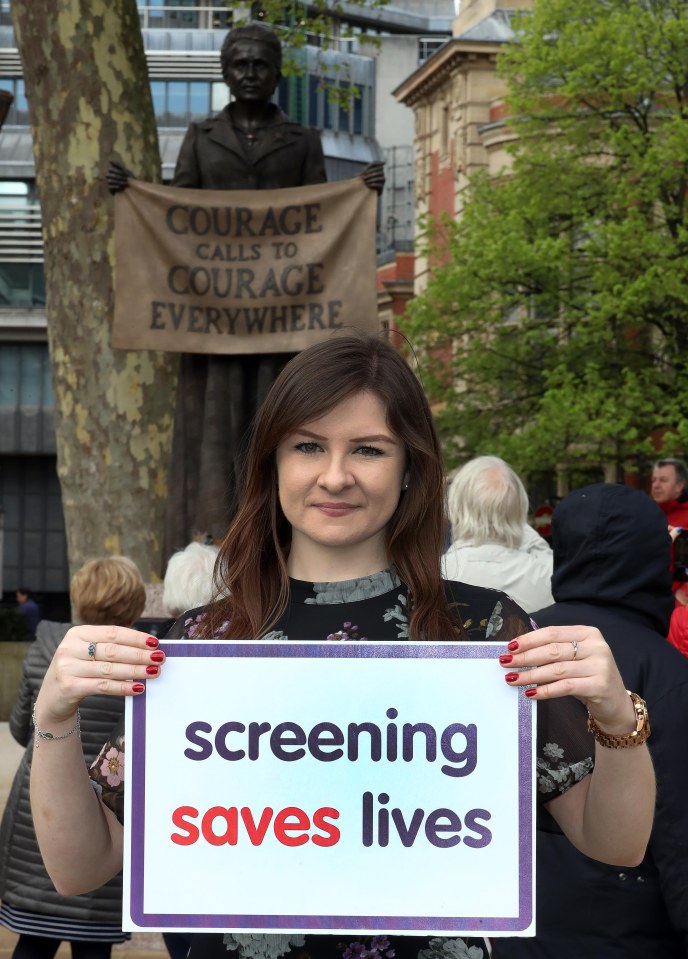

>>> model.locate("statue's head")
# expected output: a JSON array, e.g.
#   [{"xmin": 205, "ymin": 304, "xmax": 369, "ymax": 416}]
[{"xmin": 221, "ymin": 25, "xmax": 282, "ymax": 103}]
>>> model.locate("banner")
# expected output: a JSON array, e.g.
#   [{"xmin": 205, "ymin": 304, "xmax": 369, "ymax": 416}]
[
  {"xmin": 123, "ymin": 641, "xmax": 535, "ymax": 936},
  {"xmin": 113, "ymin": 178, "xmax": 378, "ymax": 354}
]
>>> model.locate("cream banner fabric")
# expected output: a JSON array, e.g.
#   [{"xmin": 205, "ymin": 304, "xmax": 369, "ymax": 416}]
[{"xmin": 113, "ymin": 177, "xmax": 378, "ymax": 354}]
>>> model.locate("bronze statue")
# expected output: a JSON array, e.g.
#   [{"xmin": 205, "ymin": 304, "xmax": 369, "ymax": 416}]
[{"xmin": 108, "ymin": 24, "xmax": 384, "ymax": 549}]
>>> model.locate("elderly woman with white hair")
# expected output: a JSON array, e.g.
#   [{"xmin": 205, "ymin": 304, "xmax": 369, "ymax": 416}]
[
  {"xmin": 162, "ymin": 541, "xmax": 219, "ymax": 618},
  {"xmin": 442, "ymin": 455, "xmax": 554, "ymax": 613}
]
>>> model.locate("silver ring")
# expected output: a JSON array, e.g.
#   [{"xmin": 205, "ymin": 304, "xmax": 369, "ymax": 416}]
[
  {"xmin": 88, "ymin": 642, "xmax": 96, "ymax": 661},
  {"xmin": 571, "ymin": 640, "xmax": 578, "ymax": 661}
]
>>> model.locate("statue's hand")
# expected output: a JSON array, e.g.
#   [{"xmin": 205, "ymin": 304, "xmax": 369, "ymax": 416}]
[
  {"xmin": 361, "ymin": 161, "xmax": 385, "ymax": 195},
  {"xmin": 107, "ymin": 160, "xmax": 135, "ymax": 195}
]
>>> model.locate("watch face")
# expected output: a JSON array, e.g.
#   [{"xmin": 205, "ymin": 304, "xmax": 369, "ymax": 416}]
[{"xmin": 630, "ymin": 692, "xmax": 649, "ymax": 733}]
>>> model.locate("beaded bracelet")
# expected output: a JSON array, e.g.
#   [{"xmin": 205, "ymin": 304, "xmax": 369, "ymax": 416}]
[{"xmin": 32, "ymin": 703, "xmax": 81, "ymax": 747}]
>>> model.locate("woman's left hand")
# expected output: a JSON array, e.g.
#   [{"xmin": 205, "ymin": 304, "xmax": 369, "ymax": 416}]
[{"xmin": 500, "ymin": 625, "xmax": 636, "ymax": 734}]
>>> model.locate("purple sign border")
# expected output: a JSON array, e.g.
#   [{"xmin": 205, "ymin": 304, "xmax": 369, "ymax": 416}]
[{"xmin": 129, "ymin": 642, "xmax": 533, "ymax": 932}]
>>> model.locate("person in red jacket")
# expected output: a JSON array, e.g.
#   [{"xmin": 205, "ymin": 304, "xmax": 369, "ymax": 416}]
[
  {"xmin": 652, "ymin": 458, "xmax": 688, "ymax": 521},
  {"xmin": 667, "ymin": 605, "xmax": 688, "ymax": 656},
  {"xmin": 667, "ymin": 527, "xmax": 688, "ymax": 655},
  {"xmin": 652, "ymin": 458, "xmax": 688, "ymax": 603}
]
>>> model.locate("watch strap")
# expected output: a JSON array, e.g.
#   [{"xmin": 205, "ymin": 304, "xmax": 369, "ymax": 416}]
[{"xmin": 587, "ymin": 690, "xmax": 650, "ymax": 749}]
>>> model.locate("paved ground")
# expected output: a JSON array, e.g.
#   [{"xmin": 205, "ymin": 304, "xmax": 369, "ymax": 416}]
[{"xmin": 0, "ymin": 723, "xmax": 168, "ymax": 958}]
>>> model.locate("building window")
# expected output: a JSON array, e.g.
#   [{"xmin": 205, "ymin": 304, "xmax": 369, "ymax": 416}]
[
  {"xmin": 167, "ymin": 80, "xmax": 188, "ymax": 122},
  {"xmin": 0, "ymin": 263, "xmax": 44, "ymax": 306},
  {"xmin": 136, "ymin": 1, "xmax": 230, "ymax": 30},
  {"xmin": 150, "ymin": 80, "xmax": 213, "ymax": 125},
  {"xmin": 323, "ymin": 85, "xmax": 333, "ymax": 131},
  {"xmin": 2, "ymin": 78, "xmax": 29, "ymax": 125},
  {"xmin": 0, "ymin": 454, "xmax": 69, "ymax": 595},
  {"xmin": 0, "ymin": 181, "xmax": 45, "ymax": 307},
  {"xmin": 189, "ymin": 81, "xmax": 209, "ymax": 116},
  {"xmin": 353, "ymin": 88, "xmax": 363, "ymax": 136},
  {"xmin": 0, "ymin": 343, "xmax": 53, "ymax": 414},
  {"xmin": 419, "ymin": 38, "xmax": 446, "ymax": 65},
  {"xmin": 150, "ymin": 79, "xmax": 166, "ymax": 117},
  {"xmin": 307, "ymin": 75, "xmax": 320, "ymax": 127}
]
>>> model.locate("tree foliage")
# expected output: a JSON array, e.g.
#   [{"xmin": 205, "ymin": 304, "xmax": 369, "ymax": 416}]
[
  {"xmin": 227, "ymin": 0, "xmax": 391, "ymax": 53},
  {"xmin": 12, "ymin": 0, "xmax": 178, "ymax": 580},
  {"xmin": 403, "ymin": 0, "xmax": 688, "ymax": 478}
]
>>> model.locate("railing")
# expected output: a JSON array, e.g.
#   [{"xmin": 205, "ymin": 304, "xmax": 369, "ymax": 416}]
[
  {"xmin": 0, "ymin": 202, "xmax": 43, "ymax": 262},
  {"xmin": 136, "ymin": 4, "xmax": 230, "ymax": 30},
  {"xmin": 1, "ymin": 5, "xmax": 230, "ymax": 31}
]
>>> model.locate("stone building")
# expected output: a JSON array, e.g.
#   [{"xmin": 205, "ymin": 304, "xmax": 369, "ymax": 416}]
[{"xmin": 394, "ymin": 0, "xmax": 531, "ymax": 292}]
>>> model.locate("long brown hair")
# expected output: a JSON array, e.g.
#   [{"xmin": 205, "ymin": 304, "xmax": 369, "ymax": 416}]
[{"xmin": 200, "ymin": 332, "xmax": 460, "ymax": 641}]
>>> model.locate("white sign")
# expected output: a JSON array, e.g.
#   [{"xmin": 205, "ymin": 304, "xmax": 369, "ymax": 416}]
[{"xmin": 124, "ymin": 642, "xmax": 535, "ymax": 935}]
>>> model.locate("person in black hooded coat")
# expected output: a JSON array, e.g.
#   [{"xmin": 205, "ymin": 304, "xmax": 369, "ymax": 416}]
[{"xmin": 493, "ymin": 482, "xmax": 688, "ymax": 959}]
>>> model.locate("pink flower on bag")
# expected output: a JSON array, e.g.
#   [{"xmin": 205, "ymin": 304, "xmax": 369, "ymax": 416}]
[{"xmin": 100, "ymin": 747, "xmax": 124, "ymax": 788}]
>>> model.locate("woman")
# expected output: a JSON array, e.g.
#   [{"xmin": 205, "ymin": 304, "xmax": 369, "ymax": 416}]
[
  {"xmin": 442, "ymin": 456, "xmax": 554, "ymax": 613},
  {"xmin": 162, "ymin": 540, "xmax": 219, "ymax": 619},
  {"xmin": 30, "ymin": 334, "xmax": 654, "ymax": 959},
  {"xmin": 0, "ymin": 557, "xmax": 145, "ymax": 959}
]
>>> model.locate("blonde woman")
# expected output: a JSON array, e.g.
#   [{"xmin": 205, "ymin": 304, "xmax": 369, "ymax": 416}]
[{"xmin": 0, "ymin": 557, "xmax": 145, "ymax": 959}]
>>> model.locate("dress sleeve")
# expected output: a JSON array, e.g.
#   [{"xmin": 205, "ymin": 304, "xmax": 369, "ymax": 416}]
[
  {"xmin": 87, "ymin": 612, "xmax": 201, "ymax": 822},
  {"xmin": 483, "ymin": 592, "xmax": 534, "ymax": 643},
  {"xmin": 163, "ymin": 607, "xmax": 205, "ymax": 638},
  {"xmin": 89, "ymin": 716, "xmax": 125, "ymax": 825},
  {"xmin": 485, "ymin": 593, "xmax": 595, "ymax": 804},
  {"xmin": 535, "ymin": 697, "xmax": 594, "ymax": 804}
]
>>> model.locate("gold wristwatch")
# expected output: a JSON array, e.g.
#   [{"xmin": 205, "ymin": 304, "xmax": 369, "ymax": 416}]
[{"xmin": 587, "ymin": 690, "xmax": 650, "ymax": 749}]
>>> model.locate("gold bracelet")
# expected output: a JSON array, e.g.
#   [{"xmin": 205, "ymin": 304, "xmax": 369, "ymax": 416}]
[
  {"xmin": 587, "ymin": 690, "xmax": 650, "ymax": 749},
  {"xmin": 32, "ymin": 703, "xmax": 81, "ymax": 748}
]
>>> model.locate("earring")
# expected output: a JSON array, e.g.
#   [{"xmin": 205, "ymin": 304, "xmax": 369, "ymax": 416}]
[{"xmin": 402, "ymin": 480, "xmax": 409, "ymax": 490}]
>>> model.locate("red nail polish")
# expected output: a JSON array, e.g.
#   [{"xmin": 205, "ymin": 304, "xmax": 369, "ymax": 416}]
[
  {"xmin": 150, "ymin": 651, "xmax": 165, "ymax": 663},
  {"xmin": 499, "ymin": 654, "xmax": 513, "ymax": 665},
  {"xmin": 146, "ymin": 636, "xmax": 159, "ymax": 648},
  {"xmin": 146, "ymin": 665, "xmax": 159, "ymax": 676},
  {"xmin": 525, "ymin": 688, "xmax": 537, "ymax": 698},
  {"xmin": 508, "ymin": 640, "xmax": 520, "ymax": 652},
  {"xmin": 132, "ymin": 683, "xmax": 145, "ymax": 693},
  {"xmin": 505, "ymin": 672, "xmax": 519, "ymax": 683}
]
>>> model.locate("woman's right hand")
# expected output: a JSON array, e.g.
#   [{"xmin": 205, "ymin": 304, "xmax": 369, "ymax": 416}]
[
  {"xmin": 36, "ymin": 625, "xmax": 164, "ymax": 724},
  {"xmin": 106, "ymin": 159, "xmax": 134, "ymax": 194}
]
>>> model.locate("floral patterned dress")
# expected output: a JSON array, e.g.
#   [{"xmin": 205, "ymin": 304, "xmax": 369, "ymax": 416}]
[{"xmin": 90, "ymin": 570, "xmax": 594, "ymax": 959}]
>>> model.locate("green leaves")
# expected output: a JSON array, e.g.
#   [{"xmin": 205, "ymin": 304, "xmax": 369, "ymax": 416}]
[{"xmin": 402, "ymin": 0, "xmax": 688, "ymax": 478}]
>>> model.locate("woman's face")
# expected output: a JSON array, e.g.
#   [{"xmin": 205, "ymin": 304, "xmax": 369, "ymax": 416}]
[
  {"xmin": 275, "ymin": 391, "xmax": 407, "ymax": 580},
  {"xmin": 223, "ymin": 39, "xmax": 280, "ymax": 105}
]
